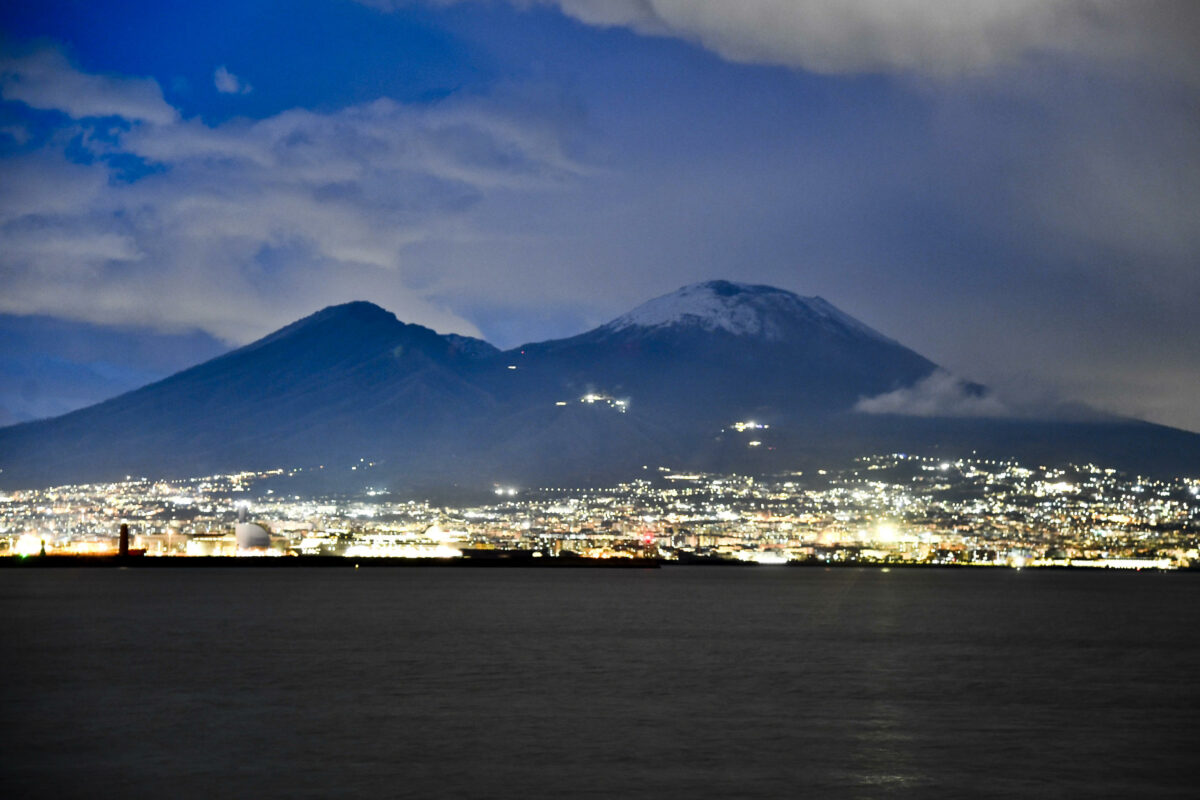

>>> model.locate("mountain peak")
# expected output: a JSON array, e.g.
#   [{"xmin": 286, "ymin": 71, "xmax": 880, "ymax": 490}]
[
  {"xmin": 242, "ymin": 300, "xmax": 402, "ymax": 353},
  {"xmin": 306, "ymin": 300, "xmax": 396, "ymax": 324},
  {"xmin": 697, "ymin": 279, "xmax": 768, "ymax": 297},
  {"xmin": 600, "ymin": 280, "xmax": 891, "ymax": 343}
]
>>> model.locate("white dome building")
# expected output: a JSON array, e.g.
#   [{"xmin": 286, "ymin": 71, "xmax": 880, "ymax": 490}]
[
  {"xmin": 235, "ymin": 505, "xmax": 271, "ymax": 550},
  {"xmin": 235, "ymin": 521, "xmax": 271, "ymax": 550}
]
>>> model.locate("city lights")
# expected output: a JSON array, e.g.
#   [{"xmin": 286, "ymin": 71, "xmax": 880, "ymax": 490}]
[{"xmin": 1, "ymin": 454, "xmax": 1195, "ymax": 568}]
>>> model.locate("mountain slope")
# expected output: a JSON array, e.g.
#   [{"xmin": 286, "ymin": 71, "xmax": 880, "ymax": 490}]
[
  {"xmin": 0, "ymin": 302, "xmax": 501, "ymax": 486},
  {"xmin": 500, "ymin": 280, "xmax": 937, "ymax": 423}
]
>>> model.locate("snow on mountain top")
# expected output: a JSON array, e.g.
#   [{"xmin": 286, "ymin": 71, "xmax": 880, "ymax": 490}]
[{"xmin": 602, "ymin": 280, "xmax": 892, "ymax": 343}]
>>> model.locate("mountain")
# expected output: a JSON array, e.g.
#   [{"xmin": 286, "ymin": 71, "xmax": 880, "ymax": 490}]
[
  {"xmin": 1, "ymin": 281, "xmax": 1197, "ymax": 490},
  {"xmin": 0, "ymin": 301, "xmax": 502, "ymax": 487},
  {"xmin": 505, "ymin": 280, "xmax": 936, "ymax": 421}
]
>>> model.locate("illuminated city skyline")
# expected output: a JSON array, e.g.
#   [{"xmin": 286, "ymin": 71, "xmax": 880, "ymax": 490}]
[{"xmin": 5, "ymin": 453, "xmax": 1195, "ymax": 570}]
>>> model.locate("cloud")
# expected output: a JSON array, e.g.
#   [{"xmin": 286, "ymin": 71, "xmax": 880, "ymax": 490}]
[
  {"xmin": 0, "ymin": 47, "xmax": 177, "ymax": 123},
  {"xmin": 855, "ymin": 371, "xmax": 1012, "ymax": 418},
  {"xmin": 0, "ymin": 49, "xmax": 587, "ymax": 345},
  {"xmin": 214, "ymin": 65, "xmax": 252, "ymax": 95},
  {"xmin": 0, "ymin": 124, "xmax": 30, "ymax": 145},
  {"xmin": 854, "ymin": 370, "xmax": 1125, "ymax": 425},
  {"xmin": 371, "ymin": 0, "xmax": 1200, "ymax": 79},
  {"xmin": 4, "ymin": 25, "xmax": 1200, "ymax": 433}
]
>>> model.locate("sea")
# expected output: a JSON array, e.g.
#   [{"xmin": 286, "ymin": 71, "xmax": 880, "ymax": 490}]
[{"xmin": 2, "ymin": 566, "xmax": 1197, "ymax": 798}]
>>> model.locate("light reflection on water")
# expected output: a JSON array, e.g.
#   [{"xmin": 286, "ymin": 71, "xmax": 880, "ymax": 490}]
[{"xmin": 2, "ymin": 567, "xmax": 1197, "ymax": 798}]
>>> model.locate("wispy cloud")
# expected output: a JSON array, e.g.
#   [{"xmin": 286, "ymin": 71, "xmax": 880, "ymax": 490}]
[
  {"xmin": 370, "ymin": 1, "xmax": 1200, "ymax": 79},
  {"xmin": 855, "ymin": 371, "xmax": 1011, "ymax": 418},
  {"xmin": 0, "ymin": 47, "xmax": 587, "ymax": 344},
  {"xmin": 853, "ymin": 370, "xmax": 1113, "ymax": 422},
  {"xmin": 213, "ymin": 65, "xmax": 252, "ymax": 95},
  {"xmin": 0, "ymin": 47, "xmax": 177, "ymax": 124}
]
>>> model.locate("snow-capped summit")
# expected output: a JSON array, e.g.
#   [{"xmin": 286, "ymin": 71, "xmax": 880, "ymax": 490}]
[{"xmin": 601, "ymin": 280, "xmax": 891, "ymax": 343}]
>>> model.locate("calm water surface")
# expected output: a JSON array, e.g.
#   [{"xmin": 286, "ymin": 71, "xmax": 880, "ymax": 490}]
[{"xmin": 2, "ymin": 567, "xmax": 1197, "ymax": 798}]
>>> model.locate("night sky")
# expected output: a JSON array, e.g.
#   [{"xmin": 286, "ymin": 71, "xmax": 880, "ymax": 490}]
[{"xmin": 1, "ymin": 1, "xmax": 1197, "ymax": 431}]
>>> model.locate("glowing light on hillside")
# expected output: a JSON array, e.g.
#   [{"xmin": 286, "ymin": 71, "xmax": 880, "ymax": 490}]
[{"xmin": 578, "ymin": 393, "xmax": 627, "ymax": 413}]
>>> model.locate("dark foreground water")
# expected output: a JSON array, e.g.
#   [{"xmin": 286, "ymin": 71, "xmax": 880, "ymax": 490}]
[{"xmin": 2, "ymin": 567, "xmax": 1197, "ymax": 798}]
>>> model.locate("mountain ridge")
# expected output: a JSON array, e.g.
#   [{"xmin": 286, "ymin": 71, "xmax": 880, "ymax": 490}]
[{"xmin": 1, "ymin": 281, "xmax": 1197, "ymax": 490}]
